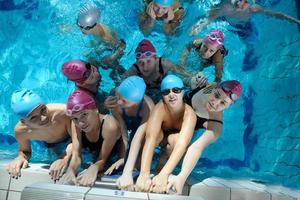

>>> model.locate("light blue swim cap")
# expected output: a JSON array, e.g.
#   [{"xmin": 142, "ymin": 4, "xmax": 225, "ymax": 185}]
[
  {"xmin": 161, "ymin": 74, "xmax": 184, "ymax": 91},
  {"xmin": 154, "ymin": 0, "xmax": 174, "ymax": 7},
  {"xmin": 11, "ymin": 89, "xmax": 43, "ymax": 119},
  {"xmin": 118, "ymin": 76, "xmax": 146, "ymax": 103}
]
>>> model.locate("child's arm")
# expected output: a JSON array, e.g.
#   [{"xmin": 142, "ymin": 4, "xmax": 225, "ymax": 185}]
[
  {"xmin": 151, "ymin": 106, "xmax": 196, "ymax": 194},
  {"xmin": 252, "ymin": 5, "xmax": 300, "ymax": 25}
]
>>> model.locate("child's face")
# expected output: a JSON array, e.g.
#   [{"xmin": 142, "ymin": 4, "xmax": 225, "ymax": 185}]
[
  {"xmin": 21, "ymin": 104, "xmax": 50, "ymax": 128},
  {"xmin": 162, "ymin": 88, "xmax": 184, "ymax": 108},
  {"xmin": 153, "ymin": 3, "xmax": 170, "ymax": 17},
  {"xmin": 81, "ymin": 65, "xmax": 100, "ymax": 85},
  {"xmin": 116, "ymin": 91, "xmax": 138, "ymax": 108},
  {"xmin": 199, "ymin": 42, "xmax": 218, "ymax": 59},
  {"xmin": 234, "ymin": 0, "xmax": 250, "ymax": 10},
  {"xmin": 78, "ymin": 23, "xmax": 97, "ymax": 35},
  {"xmin": 136, "ymin": 56, "xmax": 157, "ymax": 77},
  {"xmin": 70, "ymin": 109, "xmax": 98, "ymax": 132},
  {"xmin": 206, "ymin": 88, "xmax": 233, "ymax": 112}
]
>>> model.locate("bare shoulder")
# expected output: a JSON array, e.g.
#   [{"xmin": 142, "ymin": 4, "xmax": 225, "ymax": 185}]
[
  {"xmin": 184, "ymin": 104, "xmax": 197, "ymax": 118},
  {"xmin": 149, "ymin": 101, "xmax": 165, "ymax": 118},
  {"xmin": 101, "ymin": 23, "xmax": 112, "ymax": 32},
  {"xmin": 14, "ymin": 122, "xmax": 28, "ymax": 135},
  {"xmin": 103, "ymin": 115, "xmax": 119, "ymax": 132},
  {"xmin": 148, "ymin": 101, "xmax": 166, "ymax": 124},
  {"xmin": 123, "ymin": 65, "xmax": 138, "ymax": 78},
  {"xmin": 47, "ymin": 103, "xmax": 68, "ymax": 117},
  {"xmin": 154, "ymin": 101, "xmax": 165, "ymax": 111},
  {"xmin": 46, "ymin": 103, "xmax": 66, "ymax": 111},
  {"xmin": 161, "ymin": 58, "xmax": 174, "ymax": 71},
  {"xmin": 144, "ymin": 95, "xmax": 155, "ymax": 109},
  {"xmin": 185, "ymin": 103, "xmax": 195, "ymax": 112},
  {"xmin": 47, "ymin": 104, "xmax": 70, "ymax": 126},
  {"xmin": 14, "ymin": 122, "xmax": 31, "ymax": 141}
]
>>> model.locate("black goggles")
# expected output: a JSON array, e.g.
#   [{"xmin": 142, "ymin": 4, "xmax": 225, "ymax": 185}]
[
  {"xmin": 76, "ymin": 19, "xmax": 97, "ymax": 31},
  {"xmin": 161, "ymin": 87, "xmax": 183, "ymax": 96}
]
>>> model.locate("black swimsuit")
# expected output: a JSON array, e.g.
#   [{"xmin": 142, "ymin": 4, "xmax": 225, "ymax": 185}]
[
  {"xmin": 184, "ymin": 87, "xmax": 223, "ymax": 130},
  {"xmin": 133, "ymin": 57, "xmax": 165, "ymax": 90},
  {"xmin": 134, "ymin": 57, "xmax": 166, "ymax": 103},
  {"xmin": 194, "ymin": 117, "xmax": 223, "ymax": 130},
  {"xmin": 81, "ymin": 117, "xmax": 105, "ymax": 156}
]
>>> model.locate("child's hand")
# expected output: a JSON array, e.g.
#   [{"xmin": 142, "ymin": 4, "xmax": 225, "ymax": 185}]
[
  {"xmin": 190, "ymin": 72, "xmax": 208, "ymax": 89},
  {"xmin": 104, "ymin": 158, "xmax": 124, "ymax": 175},
  {"xmin": 146, "ymin": 2, "xmax": 157, "ymax": 20},
  {"xmin": 104, "ymin": 96, "xmax": 119, "ymax": 110}
]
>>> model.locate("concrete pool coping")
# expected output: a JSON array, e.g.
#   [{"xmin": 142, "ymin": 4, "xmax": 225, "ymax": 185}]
[{"xmin": 0, "ymin": 160, "xmax": 299, "ymax": 200}]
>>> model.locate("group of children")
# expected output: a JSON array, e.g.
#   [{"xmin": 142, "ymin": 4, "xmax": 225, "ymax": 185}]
[{"xmin": 6, "ymin": 0, "xmax": 300, "ymax": 195}]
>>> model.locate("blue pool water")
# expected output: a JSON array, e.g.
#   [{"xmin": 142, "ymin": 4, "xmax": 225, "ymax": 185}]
[{"xmin": 0, "ymin": 0, "xmax": 299, "ymax": 188}]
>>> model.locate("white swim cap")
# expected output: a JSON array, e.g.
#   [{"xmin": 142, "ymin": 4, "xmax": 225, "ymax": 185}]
[{"xmin": 77, "ymin": 4, "xmax": 100, "ymax": 28}]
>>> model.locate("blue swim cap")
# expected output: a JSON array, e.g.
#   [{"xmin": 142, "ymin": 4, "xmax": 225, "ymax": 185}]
[
  {"xmin": 11, "ymin": 89, "xmax": 43, "ymax": 119},
  {"xmin": 161, "ymin": 74, "xmax": 184, "ymax": 91},
  {"xmin": 118, "ymin": 76, "xmax": 146, "ymax": 103},
  {"xmin": 154, "ymin": 0, "xmax": 174, "ymax": 7}
]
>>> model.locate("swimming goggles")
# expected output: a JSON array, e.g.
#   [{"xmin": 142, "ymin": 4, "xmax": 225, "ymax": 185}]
[
  {"xmin": 82, "ymin": 63, "xmax": 92, "ymax": 81},
  {"xmin": 77, "ymin": 19, "xmax": 97, "ymax": 31},
  {"xmin": 66, "ymin": 100, "xmax": 95, "ymax": 116},
  {"xmin": 207, "ymin": 33, "xmax": 223, "ymax": 45},
  {"xmin": 161, "ymin": 87, "xmax": 183, "ymax": 96},
  {"xmin": 221, "ymin": 85, "xmax": 238, "ymax": 101},
  {"xmin": 136, "ymin": 51, "xmax": 156, "ymax": 59}
]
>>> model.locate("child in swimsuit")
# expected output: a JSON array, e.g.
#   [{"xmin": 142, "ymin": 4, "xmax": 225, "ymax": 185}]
[
  {"xmin": 7, "ymin": 89, "xmax": 73, "ymax": 182},
  {"xmin": 62, "ymin": 59, "xmax": 109, "ymax": 114},
  {"xmin": 77, "ymin": 4, "xmax": 126, "ymax": 76},
  {"xmin": 123, "ymin": 39, "xmax": 190, "ymax": 103},
  {"xmin": 181, "ymin": 30, "xmax": 228, "ymax": 83},
  {"xmin": 135, "ymin": 75, "xmax": 196, "ymax": 193},
  {"xmin": 167, "ymin": 80, "xmax": 242, "ymax": 194},
  {"xmin": 103, "ymin": 76, "xmax": 155, "ymax": 176},
  {"xmin": 139, "ymin": 0, "xmax": 184, "ymax": 35},
  {"xmin": 61, "ymin": 90, "xmax": 121, "ymax": 186}
]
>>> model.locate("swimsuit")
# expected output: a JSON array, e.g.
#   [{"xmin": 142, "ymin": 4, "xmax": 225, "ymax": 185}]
[
  {"xmin": 143, "ymin": 0, "xmax": 184, "ymax": 24},
  {"xmin": 134, "ymin": 57, "xmax": 166, "ymax": 103},
  {"xmin": 122, "ymin": 102, "xmax": 144, "ymax": 160},
  {"xmin": 81, "ymin": 116, "xmax": 105, "ymax": 157},
  {"xmin": 122, "ymin": 102, "xmax": 144, "ymax": 143},
  {"xmin": 184, "ymin": 87, "xmax": 223, "ymax": 130},
  {"xmin": 134, "ymin": 57, "xmax": 165, "ymax": 89}
]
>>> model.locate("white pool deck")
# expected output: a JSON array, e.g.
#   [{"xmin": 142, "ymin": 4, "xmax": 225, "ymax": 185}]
[{"xmin": 0, "ymin": 160, "xmax": 299, "ymax": 200}]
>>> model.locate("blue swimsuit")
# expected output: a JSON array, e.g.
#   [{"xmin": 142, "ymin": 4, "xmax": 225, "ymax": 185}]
[{"xmin": 122, "ymin": 101, "xmax": 144, "ymax": 143}]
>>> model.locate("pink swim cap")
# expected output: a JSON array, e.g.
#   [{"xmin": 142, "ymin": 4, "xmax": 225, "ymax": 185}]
[
  {"xmin": 66, "ymin": 90, "xmax": 97, "ymax": 116},
  {"xmin": 135, "ymin": 39, "xmax": 156, "ymax": 59},
  {"xmin": 203, "ymin": 30, "xmax": 224, "ymax": 50},
  {"xmin": 220, "ymin": 80, "xmax": 242, "ymax": 102},
  {"xmin": 62, "ymin": 60, "xmax": 91, "ymax": 84}
]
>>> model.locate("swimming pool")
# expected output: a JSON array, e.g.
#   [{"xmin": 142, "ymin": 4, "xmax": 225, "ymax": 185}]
[{"xmin": 0, "ymin": 0, "xmax": 299, "ymax": 189}]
